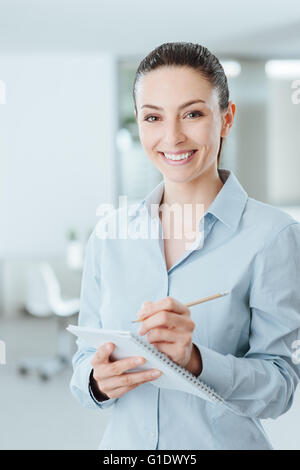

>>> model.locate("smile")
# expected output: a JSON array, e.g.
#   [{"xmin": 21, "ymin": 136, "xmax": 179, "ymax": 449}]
[{"xmin": 159, "ymin": 150, "xmax": 197, "ymax": 165}]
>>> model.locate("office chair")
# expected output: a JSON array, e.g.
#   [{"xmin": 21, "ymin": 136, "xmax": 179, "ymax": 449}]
[{"xmin": 18, "ymin": 262, "xmax": 80, "ymax": 380}]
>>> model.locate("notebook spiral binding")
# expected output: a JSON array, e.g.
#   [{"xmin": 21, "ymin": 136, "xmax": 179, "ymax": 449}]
[{"xmin": 131, "ymin": 333, "xmax": 224, "ymax": 404}]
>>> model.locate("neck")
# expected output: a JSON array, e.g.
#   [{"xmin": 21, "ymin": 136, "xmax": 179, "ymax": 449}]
[{"xmin": 160, "ymin": 166, "xmax": 224, "ymax": 215}]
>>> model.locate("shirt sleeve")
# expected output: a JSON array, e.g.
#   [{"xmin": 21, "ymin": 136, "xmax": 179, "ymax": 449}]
[
  {"xmin": 194, "ymin": 222, "xmax": 300, "ymax": 419},
  {"xmin": 69, "ymin": 228, "xmax": 118, "ymax": 410}
]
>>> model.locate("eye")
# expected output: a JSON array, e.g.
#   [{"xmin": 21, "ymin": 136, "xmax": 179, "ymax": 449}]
[
  {"xmin": 186, "ymin": 111, "xmax": 204, "ymax": 119},
  {"xmin": 144, "ymin": 115, "xmax": 158, "ymax": 122},
  {"xmin": 143, "ymin": 111, "xmax": 204, "ymax": 122}
]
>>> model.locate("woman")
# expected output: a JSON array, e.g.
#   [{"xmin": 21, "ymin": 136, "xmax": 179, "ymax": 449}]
[{"xmin": 70, "ymin": 42, "xmax": 300, "ymax": 450}]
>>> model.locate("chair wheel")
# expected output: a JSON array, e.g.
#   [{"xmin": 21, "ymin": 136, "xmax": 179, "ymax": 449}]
[{"xmin": 18, "ymin": 367, "xmax": 29, "ymax": 375}]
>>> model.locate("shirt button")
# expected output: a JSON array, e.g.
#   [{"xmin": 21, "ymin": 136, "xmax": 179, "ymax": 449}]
[{"xmin": 149, "ymin": 431, "xmax": 155, "ymax": 439}]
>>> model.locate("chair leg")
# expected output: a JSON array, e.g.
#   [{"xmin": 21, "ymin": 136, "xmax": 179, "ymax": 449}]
[
  {"xmin": 36, "ymin": 315, "xmax": 78, "ymax": 380},
  {"xmin": 18, "ymin": 314, "xmax": 78, "ymax": 380}
]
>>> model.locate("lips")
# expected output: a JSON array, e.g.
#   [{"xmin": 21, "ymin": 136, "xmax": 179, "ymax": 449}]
[
  {"xmin": 159, "ymin": 150, "xmax": 197, "ymax": 166},
  {"xmin": 161, "ymin": 150, "xmax": 196, "ymax": 156}
]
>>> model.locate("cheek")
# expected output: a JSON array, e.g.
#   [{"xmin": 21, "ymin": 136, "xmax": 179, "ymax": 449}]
[
  {"xmin": 139, "ymin": 125, "xmax": 151, "ymax": 143},
  {"xmin": 139, "ymin": 125, "xmax": 160, "ymax": 150},
  {"xmin": 210, "ymin": 115, "xmax": 223, "ymax": 139},
  {"xmin": 183, "ymin": 119, "xmax": 213, "ymax": 144},
  {"xmin": 196, "ymin": 120, "xmax": 216, "ymax": 141}
]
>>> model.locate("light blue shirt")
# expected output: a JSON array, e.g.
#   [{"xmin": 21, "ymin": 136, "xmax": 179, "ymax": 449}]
[{"xmin": 70, "ymin": 168, "xmax": 300, "ymax": 450}]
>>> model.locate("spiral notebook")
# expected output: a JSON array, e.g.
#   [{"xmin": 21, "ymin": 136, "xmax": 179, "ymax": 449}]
[{"xmin": 67, "ymin": 324, "xmax": 224, "ymax": 405}]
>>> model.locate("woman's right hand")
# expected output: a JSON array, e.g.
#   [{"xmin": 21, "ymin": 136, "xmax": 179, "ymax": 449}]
[{"xmin": 90, "ymin": 342, "xmax": 162, "ymax": 399}]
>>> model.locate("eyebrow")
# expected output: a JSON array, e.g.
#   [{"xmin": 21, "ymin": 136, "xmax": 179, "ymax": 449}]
[{"xmin": 140, "ymin": 99, "xmax": 206, "ymax": 111}]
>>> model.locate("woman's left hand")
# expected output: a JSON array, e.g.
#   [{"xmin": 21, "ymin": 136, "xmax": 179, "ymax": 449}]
[{"xmin": 137, "ymin": 296, "xmax": 201, "ymax": 373}]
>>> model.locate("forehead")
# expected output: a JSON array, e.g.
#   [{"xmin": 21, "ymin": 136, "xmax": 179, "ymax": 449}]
[{"xmin": 136, "ymin": 66, "xmax": 218, "ymax": 108}]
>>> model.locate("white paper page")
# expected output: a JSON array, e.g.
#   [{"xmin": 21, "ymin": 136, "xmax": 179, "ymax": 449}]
[{"xmin": 67, "ymin": 324, "xmax": 219, "ymax": 402}]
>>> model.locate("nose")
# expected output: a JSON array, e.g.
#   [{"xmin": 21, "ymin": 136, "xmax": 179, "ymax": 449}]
[{"xmin": 161, "ymin": 119, "xmax": 185, "ymax": 147}]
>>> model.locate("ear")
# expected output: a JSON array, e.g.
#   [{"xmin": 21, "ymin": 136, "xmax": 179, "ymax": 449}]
[{"xmin": 220, "ymin": 101, "xmax": 236, "ymax": 138}]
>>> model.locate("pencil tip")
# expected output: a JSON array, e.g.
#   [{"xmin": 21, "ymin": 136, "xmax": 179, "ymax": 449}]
[{"xmin": 223, "ymin": 290, "xmax": 230, "ymax": 295}]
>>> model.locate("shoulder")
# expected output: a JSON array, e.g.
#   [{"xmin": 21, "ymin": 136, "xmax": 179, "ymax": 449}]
[
  {"xmin": 244, "ymin": 196, "xmax": 299, "ymax": 230},
  {"xmin": 243, "ymin": 197, "xmax": 300, "ymax": 252}
]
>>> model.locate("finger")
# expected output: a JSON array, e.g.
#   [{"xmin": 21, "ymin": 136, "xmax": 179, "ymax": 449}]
[
  {"xmin": 139, "ymin": 311, "xmax": 194, "ymax": 336},
  {"xmin": 103, "ymin": 369, "xmax": 162, "ymax": 390},
  {"xmin": 138, "ymin": 296, "xmax": 190, "ymax": 321},
  {"xmin": 97, "ymin": 355, "xmax": 146, "ymax": 379},
  {"xmin": 136, "ymin": 300, "xmax": 154, "ymax": 321},
  {"xmin": 108, "ymin": 371, "xmax": 161, "ymax": 398},
  {"xmin": 139, "ymin": 311, "xmax": 177, "ymax": 335},
  {"xmin": 146, "ymin": 327, "xmax": 185, "ymax": 344},
  {"xmin": 107, "ymin": 383, "xmax": 140, "ymax": 399},
  {"xmin": 90, "ymin": 342, "xmax": 115, "ymax": 368}
]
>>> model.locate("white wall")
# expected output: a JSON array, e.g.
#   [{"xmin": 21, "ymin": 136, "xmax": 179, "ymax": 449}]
[
  {"xmin": 0, "ymin": 52, "xmax": 118, "ymax": 316},
  {"xmin": 267, "ymin": 78, "xmax": 300, "ymax": 205},
  {"xmin": 231, "ymin": 60, "xmax": 269, "ymax": 203},
  {"xmin": 0, "ymin": 52, "xmax": 118, "ymax": 259}
]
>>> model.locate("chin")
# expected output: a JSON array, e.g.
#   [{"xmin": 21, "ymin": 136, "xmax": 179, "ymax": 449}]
[{"xmin": 163, "ymin": 173, "xmax": 196, "ymax": 184}]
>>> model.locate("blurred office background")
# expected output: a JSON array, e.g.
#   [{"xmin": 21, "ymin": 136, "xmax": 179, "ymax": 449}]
[{"xmin": 1, "ymin": 0, "xmax": 300, "ymax": 450}]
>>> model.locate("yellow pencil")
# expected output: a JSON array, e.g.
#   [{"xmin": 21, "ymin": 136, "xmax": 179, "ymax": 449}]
[{"xmin": 131, "ymin": 291, "xmax": 230, "ymax": 323}]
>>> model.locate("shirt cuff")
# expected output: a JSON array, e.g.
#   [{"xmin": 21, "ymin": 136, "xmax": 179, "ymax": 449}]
[
  {"xmin": 88, "ymin": 368, "xmax": 118, "ymax": 409},
  {"xmin": 194, "ymin": 343, "xmax": 233, "ymax": 400}
]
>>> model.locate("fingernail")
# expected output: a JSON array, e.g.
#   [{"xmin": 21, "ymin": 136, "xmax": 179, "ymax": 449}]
[
  {"xmin": 135, "ymin": 357, "xmax": 144, "ymax": 365},
  {"xmin": 151, "ymin": 370, "xmax": 161, "ymax": 377}
]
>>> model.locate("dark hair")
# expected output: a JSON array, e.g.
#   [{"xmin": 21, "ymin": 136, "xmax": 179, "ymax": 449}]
[{"xmin": 133, "ymin": 42, "xmax": 229, "ymax": 168}]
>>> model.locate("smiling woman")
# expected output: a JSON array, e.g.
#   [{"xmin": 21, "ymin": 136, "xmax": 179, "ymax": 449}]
[
  {"xmin": 132, "ymin": 45, "xmax": 234, "ymax": 271},
  {"xmin": 133, "ymin": 43, "xmax": 234, "ymax": 172},
  {"xmin": 70, "ymin": 42, "xmax": 300, "ymax": 451}
]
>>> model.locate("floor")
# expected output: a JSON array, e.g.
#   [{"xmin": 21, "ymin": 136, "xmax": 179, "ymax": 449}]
[
  {"xmin": 0, "ymin": 314, "xmax": 112, "ymax": 450},
  {"xmin": 1, "ymin": 313, "xmax": 300, "ymax": 450}
]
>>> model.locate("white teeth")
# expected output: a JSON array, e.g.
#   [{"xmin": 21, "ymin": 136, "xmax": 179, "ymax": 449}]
[{"xmin": 163, "ymin": 151, "xmax": 194, "ymax": 161}]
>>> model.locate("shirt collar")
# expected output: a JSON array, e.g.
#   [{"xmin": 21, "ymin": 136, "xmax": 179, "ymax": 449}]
[
  {"xmin": 206, "ymin": 169, "xmax": 248, "ymax": 231},
  {"xmin": 129, "ymin": 168, "xmax": 248, "ymax": 232}
]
